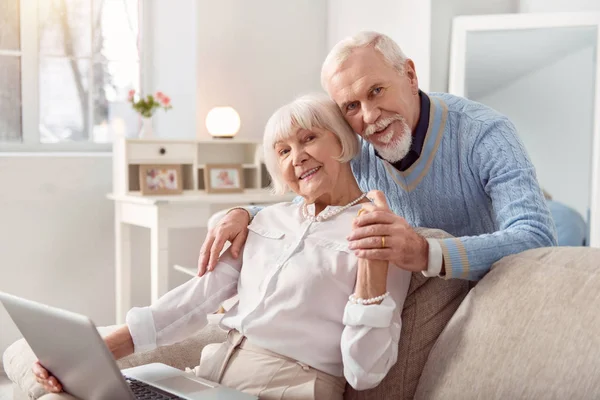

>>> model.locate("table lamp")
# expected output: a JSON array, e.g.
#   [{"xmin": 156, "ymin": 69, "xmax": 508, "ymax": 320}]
[{"xmin": 205, "ymin": 106, "xmax": 240, "ymax": 139}]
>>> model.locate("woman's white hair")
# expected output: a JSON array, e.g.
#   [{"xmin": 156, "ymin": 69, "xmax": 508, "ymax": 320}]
[
  {"xmin": 263, "ymin": 93, "xmax": 359, "ymax": 195},
  {"xmin": 321, "ymin": 31, "xmax": 408, "ymax": 90}
]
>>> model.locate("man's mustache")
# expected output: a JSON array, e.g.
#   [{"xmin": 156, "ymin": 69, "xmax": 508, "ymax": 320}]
[{"xmin": 364, "ymin": 114, "xmax": 405, "ymax": 136}]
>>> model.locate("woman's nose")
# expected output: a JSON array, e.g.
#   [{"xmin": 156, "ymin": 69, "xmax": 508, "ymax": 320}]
[{"xmin": 292, "ymin": 149, "xmax": 308, "ymax": 166}]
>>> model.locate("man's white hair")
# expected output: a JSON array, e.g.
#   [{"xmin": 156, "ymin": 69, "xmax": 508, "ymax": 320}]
[
  {"xmin": 321, "ymin": 31, "xmax": 408, "ymax": 90},
  {"xmin": 263, "ymin": 93, "xmax": 360, "ymax": 195}
]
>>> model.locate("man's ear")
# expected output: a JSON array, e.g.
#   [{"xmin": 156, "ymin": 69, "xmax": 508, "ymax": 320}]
[{"xmin": 404, "ymin": 59, "xmax": 419, "ymax": 95}]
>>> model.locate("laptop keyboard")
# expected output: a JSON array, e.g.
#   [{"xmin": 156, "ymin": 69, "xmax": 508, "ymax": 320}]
[{"xmin": 124, "ymin": 376, "xmax": 185, "ymax": 400}]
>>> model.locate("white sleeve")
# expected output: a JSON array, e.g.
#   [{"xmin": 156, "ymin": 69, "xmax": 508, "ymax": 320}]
[
  {"xmin": 421, "ymin": 238, "xmax": 443, "ymax": 277},
  {"xmin": 340, "ymin": 268, "xmax": 409, "ymax": 390},
  {"xmin": 126, "ymin": 248, "xmax": 243, "ymax": 353},
  {"xmin": 341, "ymin": 296, "xmax": 401, "ymax": 390}
]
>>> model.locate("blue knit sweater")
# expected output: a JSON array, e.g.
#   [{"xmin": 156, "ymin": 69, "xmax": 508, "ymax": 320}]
[{"xmin": 350, "ymin": 93, "xmax": 557, "ymax": 280}]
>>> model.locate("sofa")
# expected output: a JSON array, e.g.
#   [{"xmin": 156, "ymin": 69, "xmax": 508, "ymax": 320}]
[{"xmin": 4, "ymin": 242, "xmax": 600, "ymax": 399}]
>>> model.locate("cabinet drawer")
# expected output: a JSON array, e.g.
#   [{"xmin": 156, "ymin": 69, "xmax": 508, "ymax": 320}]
[{"xmin": 127, "ymin": 142, "xmax": 195, "ymax": 163}]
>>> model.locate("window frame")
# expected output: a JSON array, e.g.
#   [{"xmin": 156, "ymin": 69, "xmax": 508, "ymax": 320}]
[{"xmin": 0, "ymin": 0, "xmax": 144, "ymax": 153}]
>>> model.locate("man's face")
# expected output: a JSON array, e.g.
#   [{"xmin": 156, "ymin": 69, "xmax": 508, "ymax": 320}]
[{"xmin": 325, "ymin": 46, "xmax": 420, "ymax": 162}]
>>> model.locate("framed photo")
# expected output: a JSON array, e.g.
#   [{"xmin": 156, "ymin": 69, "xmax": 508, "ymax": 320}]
[
  {"xmin": 139, "ymin": 164, "xmax": 184, "ymax": 195},
  {"xmin": 204, "ymin": 164, "xmax": 244, "ymax": 193}
]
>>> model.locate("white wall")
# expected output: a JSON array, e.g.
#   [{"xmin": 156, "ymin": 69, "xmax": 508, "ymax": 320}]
[
  {"xmin": 477, "ymin": 46, "xmax": 596, "ymax": 218},
  {"xmin": 195, "ymin": 0, "xmax": 328, "ymax": 141},
  {"xmin": 326, "ymin": 0, "xmax": 432, "ymax": 92},
  {"xmin": 430, "ymin": 0, "xmax": 520, "ymax": 92},
  {"xmin": 148, "ymin": 0, "xmax": 198, "ymax": 139},
  {"xmin": 0, "ymin": 157, "xmax": 114, "ymax": 371},
  {"xmin": 519, "ymin": 0, "xmax": 600, "ymax": 12}
]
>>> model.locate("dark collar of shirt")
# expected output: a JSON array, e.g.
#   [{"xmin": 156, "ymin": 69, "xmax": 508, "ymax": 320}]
[{"xmin": 375, "ymin": 90, "xmax": 430, "ymax": 171}]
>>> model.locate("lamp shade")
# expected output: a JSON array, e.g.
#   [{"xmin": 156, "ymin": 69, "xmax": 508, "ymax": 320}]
[{"xmin": 205, "ymin": 106, "xmax": 241, "ymax": 138}]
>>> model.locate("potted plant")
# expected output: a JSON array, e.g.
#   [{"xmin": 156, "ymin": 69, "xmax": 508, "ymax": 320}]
[{"xmin": 128, "ymin": 90, "xmax": 173, "ymax": 138}]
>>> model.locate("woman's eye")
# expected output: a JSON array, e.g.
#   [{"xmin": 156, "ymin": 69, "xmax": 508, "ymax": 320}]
[
  {"xmin": 278, "ymin": 149, "xmax": 289, "ymax": 156},
  {"xmin": 306, "ymin": 135, "xmax": 316, "ymax": 142},
  {"xmin": 373, "ymin": 87, "xmax": 383, "ymax": 95}
]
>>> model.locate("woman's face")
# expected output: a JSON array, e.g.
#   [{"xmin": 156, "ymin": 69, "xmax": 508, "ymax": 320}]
[{"xmin": 274, "ymin": 127, "xmax": 345, "ymax": 203}]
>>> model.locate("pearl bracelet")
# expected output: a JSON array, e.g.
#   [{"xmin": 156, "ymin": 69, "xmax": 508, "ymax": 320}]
[{"xmin": 349, "ymin": 291, "xmax": 390, "ymax": 305}]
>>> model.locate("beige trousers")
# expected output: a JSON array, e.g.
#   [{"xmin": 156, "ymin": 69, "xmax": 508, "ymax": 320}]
[{"xmin": 188, "ymin": 330, "xmax": 346, "ymax": 400}]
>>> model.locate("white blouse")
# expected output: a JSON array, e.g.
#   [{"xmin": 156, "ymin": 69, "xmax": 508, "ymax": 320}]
[{"xmin": 126, "ymin": 202, "xmax": 411, "ymax": 390}]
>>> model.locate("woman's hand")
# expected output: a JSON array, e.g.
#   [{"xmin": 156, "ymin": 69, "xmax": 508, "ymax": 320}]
[
  {"xmin": 348, "ymin": 190, "xmax": 429, "ymax": 273},
  {"xmin": 33, "ymin": 361, "xmax": 63, "ymax": 393},
  {"xmin": 198, "ymin": 208, "xmax": 251, "ymax": 276},
  {"xmin": 353, "ymin": 191, "xmax": 390, "ymax": 302}
]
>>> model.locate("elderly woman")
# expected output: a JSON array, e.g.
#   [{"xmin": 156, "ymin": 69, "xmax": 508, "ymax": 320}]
[{"xmin": 33, "ymin": 94, "xmax": 411, "ymax": 399}]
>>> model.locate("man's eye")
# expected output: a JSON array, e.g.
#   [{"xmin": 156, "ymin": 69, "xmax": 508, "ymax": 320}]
[
  {"xmin": 372, "ymin": 87, "xmax": 383, "ymax": 95},
  {"xmin": 347, "ymin": 102, "xmax": 358, "ymax": 112}
]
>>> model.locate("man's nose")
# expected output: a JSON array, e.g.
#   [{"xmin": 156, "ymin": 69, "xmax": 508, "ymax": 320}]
[{"xmin": 363, "ymin": 105, "xmax": 381, "ymax": 125}]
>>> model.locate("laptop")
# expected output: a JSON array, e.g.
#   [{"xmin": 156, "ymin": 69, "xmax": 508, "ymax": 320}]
[{"xmin": 0, "ymin": 291, "xmax": 256, "ymax": 400}]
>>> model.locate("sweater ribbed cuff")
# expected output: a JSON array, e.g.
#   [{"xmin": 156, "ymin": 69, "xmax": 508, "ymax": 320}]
[{"xmin": 438, "ymin": 238, "xmax": 470, "ymax": 280}]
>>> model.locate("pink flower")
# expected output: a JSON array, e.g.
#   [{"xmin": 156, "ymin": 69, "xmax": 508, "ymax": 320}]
[
  {"xmin": 155, "ymin": 91, "xmax": 165, "ymax": 100},
  {"xmin": 161, "ymin": 96, "xmax": 171, "ymax": 107},
  {"xmin": 127, "ymin": 89, "xmax": 135, "ymax": 101}
]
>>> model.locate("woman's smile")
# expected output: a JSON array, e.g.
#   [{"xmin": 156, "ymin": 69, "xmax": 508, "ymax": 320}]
[{"xmin": 299, "ymin": 166, "xmax": 321, "ymax": 181}]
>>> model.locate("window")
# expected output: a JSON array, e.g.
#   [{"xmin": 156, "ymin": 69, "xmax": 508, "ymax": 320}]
[
  {"xmin": 0, "ymin": 0, "xmax": 22, "ymax": 142},
  {"xmin": 0, "ymin": 0, "xmax": 141, "ymax": 149}
]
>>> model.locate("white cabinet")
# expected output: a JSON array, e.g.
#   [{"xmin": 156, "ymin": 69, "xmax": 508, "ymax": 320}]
[{"xmin": 113, "ymin": 137, "xmax": 272, "ymax": 195}]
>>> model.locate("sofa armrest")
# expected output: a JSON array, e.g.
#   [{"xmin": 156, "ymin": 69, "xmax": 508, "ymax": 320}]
[{"xmin": 3, "ymin": 315, "xmax": 227, "ymax": 400}]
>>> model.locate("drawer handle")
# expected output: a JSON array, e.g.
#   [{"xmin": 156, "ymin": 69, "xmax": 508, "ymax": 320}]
[{"xmin": 159, "ymin": 147, "xmax": 166, "ymax": 155}]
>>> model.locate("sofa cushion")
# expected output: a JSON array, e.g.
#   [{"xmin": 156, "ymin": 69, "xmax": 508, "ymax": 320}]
[
  {"xmin": 345, "ymin": 228, "xmax": 470, "ymax": 400},
  {"xmin": 414, "ymin": 247, "xmax": 600, "ymax": 399}
]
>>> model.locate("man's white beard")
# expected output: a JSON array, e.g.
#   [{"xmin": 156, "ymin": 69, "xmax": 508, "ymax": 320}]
[{"xmin": 365, "ymin": 116, "xmax": 413, "ymax": 163}]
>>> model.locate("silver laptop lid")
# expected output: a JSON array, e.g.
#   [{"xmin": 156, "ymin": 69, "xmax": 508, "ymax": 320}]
[{"xmin": 0, "ymin": 291, "xmax": 134, "ymax": 400}]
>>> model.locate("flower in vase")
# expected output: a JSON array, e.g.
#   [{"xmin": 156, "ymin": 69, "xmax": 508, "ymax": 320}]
[{"xmin": 128, "ymin": 90, "xmax": 173, "ymax": 118}]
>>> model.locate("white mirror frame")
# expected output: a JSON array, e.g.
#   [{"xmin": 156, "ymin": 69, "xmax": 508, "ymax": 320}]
[{"xmin": 449, "ymin": 12, "xmax": 600, "ymax": 248}]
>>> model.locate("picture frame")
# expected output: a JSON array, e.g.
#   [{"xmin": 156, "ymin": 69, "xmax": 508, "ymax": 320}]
[
  {"xmin": 204, "ymin": 164, "xmax": 244, "ymax": 193},
  {"xmin": 139, "ymin": 164, "xmax": 184, "ymax": 195}
]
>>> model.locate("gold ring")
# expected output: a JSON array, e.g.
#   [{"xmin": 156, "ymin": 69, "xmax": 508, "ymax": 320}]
[
  {"xmin": 357, "ymin": 208, "xmax": 367, "ymax": 217},
  {"xmin": 381, "ymin": 236, "xmax": 386, "ymax": 248}
]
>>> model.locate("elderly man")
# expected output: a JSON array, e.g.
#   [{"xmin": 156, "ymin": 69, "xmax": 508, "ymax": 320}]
[{"xmin": 198, "ymin": 31, "xmax": 557, "ymax": 281}]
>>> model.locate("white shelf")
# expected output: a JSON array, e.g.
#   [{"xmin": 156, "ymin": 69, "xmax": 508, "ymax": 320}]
[
  {"xmin": 130, "ymin": 158, "xmax": 196, "ymax": 165},
  {"xmin": 197, "ymin": 163, "xmax": 258, "ymax": 169},
  {"xmin": 107, "ymin": 189, "xmax": 295, "ymax": 205},
  {"xmin": 126, "ymin": 137, "xmax": 260, "ymax": 144},
  {"xmin": 195, "ymin": 137, "xmax": 261, "ymax": 144}
]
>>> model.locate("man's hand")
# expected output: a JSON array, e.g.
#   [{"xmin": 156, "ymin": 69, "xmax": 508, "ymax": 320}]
[
  {"xmin": 198, "ymin": 208, "xmax": 251, "ymax": 276},
  {"xmin": 348, "ymin": 190, "xmax": 429, "ymax": 272}
]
